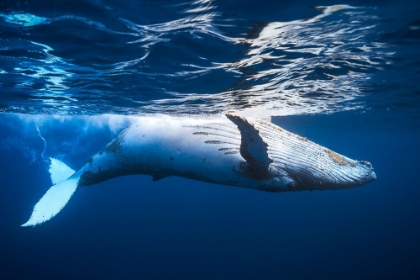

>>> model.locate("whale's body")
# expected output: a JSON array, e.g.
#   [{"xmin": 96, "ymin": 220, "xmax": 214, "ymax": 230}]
[{"xmin": 22, "ymin": 114, "xmax": 376, "ymax": 227}]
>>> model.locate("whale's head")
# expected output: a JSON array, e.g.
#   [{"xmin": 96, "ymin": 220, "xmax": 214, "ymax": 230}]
[
  {"xmin": 275, "ymin": 156, "xmax": 377, "ymax": 191},
  {"xmin": 327, "ymin": 159, "xmax": 376, "ymax": 189},
  {"xmin": 227, "ymin": 116, "xmax": 377, "ymax": 192}
]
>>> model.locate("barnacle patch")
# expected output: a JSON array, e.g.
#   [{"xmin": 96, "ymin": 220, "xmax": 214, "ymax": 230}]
[
  {"xmin": 325, "ymin": 149, "xmax": 347, "ymax": 166},
  {"xmin": 297, "ymin": 136, "xmax": 308, "ymax": 142}
]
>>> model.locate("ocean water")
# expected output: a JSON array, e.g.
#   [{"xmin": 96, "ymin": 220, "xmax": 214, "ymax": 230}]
[{"xmin": 0, "ymin": 0, "xmax": 419, "ymax": 279}]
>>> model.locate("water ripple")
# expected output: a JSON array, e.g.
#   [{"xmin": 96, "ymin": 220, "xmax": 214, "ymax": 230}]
[{"xmin": 0, "ymin": 1, "xmax": 405, "ymax": 118}]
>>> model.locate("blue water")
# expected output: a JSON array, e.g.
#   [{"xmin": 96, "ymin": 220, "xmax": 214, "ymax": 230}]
[{"xmin": 1, "ymin": 0, "xmax": 420, "ymax": 279}]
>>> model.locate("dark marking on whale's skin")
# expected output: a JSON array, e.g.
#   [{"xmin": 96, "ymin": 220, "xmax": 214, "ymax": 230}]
[
  {"xmin": 99, "ymin": 128, "xmax": 129, "ymax": 155},
  {"xmin": 104, "ymin": 137, "xmax": 122, "ymax": 154},
  {"xmin": 224, "ymin": 151, "xmax": 239, "ymax": 155}
]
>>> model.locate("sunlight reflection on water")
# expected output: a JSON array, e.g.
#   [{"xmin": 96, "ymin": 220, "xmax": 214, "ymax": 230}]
[{"xmin": 0, "ymin": 2, "xmax": 394, "ymax": 118}]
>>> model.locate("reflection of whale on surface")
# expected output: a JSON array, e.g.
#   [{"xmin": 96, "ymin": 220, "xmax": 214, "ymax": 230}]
[{"xmin": 22, "ymin": 114, "xmax": 376, "ymax": 227}]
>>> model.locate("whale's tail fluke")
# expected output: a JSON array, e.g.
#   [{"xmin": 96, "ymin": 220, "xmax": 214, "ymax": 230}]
[{"xmin": 21, "ymin": 158, "xmax": 78, "ymax": 227}]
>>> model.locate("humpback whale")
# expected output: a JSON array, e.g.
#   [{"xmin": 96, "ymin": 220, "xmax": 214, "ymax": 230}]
[{"xmin": 22, "ymin": 114, "xmax": 376, "ymax": 227}]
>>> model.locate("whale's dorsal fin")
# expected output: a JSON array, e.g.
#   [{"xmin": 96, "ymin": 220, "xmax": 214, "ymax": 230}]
[{"xmin": 226, "ymin": 114, "xmax": 273, "ymax": 177}]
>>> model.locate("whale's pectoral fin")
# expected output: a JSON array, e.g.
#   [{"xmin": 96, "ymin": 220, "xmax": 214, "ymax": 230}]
[
  {"xmin": 21, "ymin": 158, "xmax": 79, "ymax": 227},
  {"xmin": 226, "ymin": 114, "xmax": 273, "ymax": 177}
]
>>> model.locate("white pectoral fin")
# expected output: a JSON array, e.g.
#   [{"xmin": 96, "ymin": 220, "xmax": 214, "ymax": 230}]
[{"xmin": 21, "ymin": 158, "xmax": 78, "ymax": 227}]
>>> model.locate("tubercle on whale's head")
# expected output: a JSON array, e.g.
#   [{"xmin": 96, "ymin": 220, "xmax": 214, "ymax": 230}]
[{"xmin": 354, "ymin": 159, "xmax": 377, "ymax": 183}]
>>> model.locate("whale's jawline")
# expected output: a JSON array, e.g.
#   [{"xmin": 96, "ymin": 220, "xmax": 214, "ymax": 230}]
[{"xmin": 283, "ymin": 166, "xmax": 375, "ymax": 191}]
